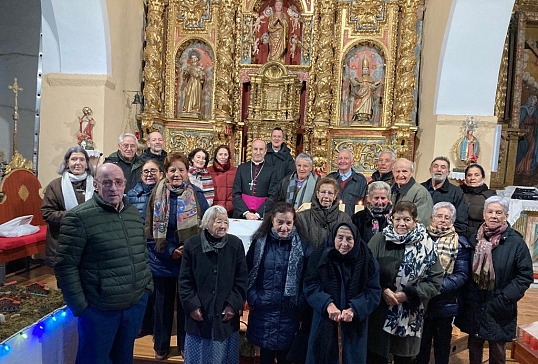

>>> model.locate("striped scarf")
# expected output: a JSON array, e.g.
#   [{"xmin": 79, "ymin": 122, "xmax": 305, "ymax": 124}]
[{"xmin": 189, "ymin": 167, "xmax": 214, "ymax": 206}]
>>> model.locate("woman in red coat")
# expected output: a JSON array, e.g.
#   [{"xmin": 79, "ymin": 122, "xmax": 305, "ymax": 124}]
[{"xmin": 207, "ymin": 145, "xmax": 237, "ymax": 216}]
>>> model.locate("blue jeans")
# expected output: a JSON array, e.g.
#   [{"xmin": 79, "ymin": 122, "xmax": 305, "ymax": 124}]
[{"xmin": 75, "ymin": 292, "xmax": 148, "ymax": 364}]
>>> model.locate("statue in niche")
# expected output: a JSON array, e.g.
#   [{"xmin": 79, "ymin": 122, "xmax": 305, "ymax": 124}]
[
  {"xmin": 516, "ymin": 95, "xmax": 538, "ymax": 175},
  {"xmin": 267, "ymin": 0, "xmax": 289, "ymax": 62},
  {"xmin": 182, "ymin": 50, "xmax": 205, "ymax": 113},
  {"xmin": 455, "ymin": 117, "xmax": 479, "ymax": 167},
  {"xmin": 350, "ymin": 57, "xmax": 381, "ymax": 123},
  {"xmin": 78, "ymin": 107, "xmax": 95, "ymax": 142}
]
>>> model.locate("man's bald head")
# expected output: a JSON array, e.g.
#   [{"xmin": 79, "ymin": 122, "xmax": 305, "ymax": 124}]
[{"xmin": 94, "ymin": 164, "xmax": 126, "ymax": 209}]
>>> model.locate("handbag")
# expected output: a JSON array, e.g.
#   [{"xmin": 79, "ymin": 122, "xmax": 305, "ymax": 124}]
[{"xmin": 286, "ymin": 321, "xmax": 309, "ymax": 363}]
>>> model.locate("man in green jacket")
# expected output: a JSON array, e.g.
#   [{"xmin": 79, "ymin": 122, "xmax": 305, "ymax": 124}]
[{"xmin": 55, "ymin": 163, "xmax": 153, "ymax": 364}]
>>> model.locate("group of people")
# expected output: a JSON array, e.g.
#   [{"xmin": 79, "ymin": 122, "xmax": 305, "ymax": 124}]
[{"xmin": 39, "ymin": 127, "xmax": 534, "ymax": 364}]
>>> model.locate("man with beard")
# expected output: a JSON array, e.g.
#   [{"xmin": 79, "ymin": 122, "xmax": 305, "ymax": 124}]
[
  {"xmin": 352, "ymin": 181, "xmax": 392, "ymax": 243},
  {"xmin": 370, "ymin": 150, "xmax": 395, "ymax": 186},
  {"xmin": 391, "ymin": 158, "xmax": 433, "ymax": 226},
  {"xmin": 279, "ymin": 152, "xmax": 318, "ymax": 209},
  {"xmin": 140, "ymin": 131, "xmax": 167, "ymax": 168},
  {"xmin": 232, "ymin": 139, "xmax": 279, "ymax": 219},
  {"xmin": 421, "ymin": 157, "xmax": 468, "ymax": 235}
]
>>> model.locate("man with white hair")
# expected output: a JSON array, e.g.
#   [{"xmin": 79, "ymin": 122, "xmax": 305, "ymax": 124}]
[
  {"xmin": 327, "ymin": 149, "xmax": 368, "ymax": 216},
  {"xmin": 370, "ymin": 150, "xmax": 395, "ymax": 186},
  {"xmin": 279, "ymin": 153, "xmax": 318, "ymax": 209},
  {"xmin": 391, "ymin": 158, "xmax": 433, "ymax": 226},
  {"xmin": 104, "ymin": 133, "xmax": 144, "ymax": 191},
  {"xmin": 421, "ymin": 157, "xmax": 468, "ymax": 235}
]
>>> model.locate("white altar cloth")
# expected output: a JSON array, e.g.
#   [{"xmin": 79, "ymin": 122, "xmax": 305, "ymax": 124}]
[
  {"xmin": 496, "ymin": 186, "xmax": 538, "ymax": 225},
  {"xmin": 228, "ymin": 219, "xmax": 262, "ymax": 253}
]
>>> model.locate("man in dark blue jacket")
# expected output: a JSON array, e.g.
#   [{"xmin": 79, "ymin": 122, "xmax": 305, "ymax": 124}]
[{"xmin": 265, "ymin": 127, "xmax": 296, "ymax": 183}]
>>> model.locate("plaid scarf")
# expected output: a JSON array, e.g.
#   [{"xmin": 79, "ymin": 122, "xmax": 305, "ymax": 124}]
[
  {"xmin": 285, "ymin": 172, "xmax": 317, "ymax": 209},
  {"xmin": 151, "ymin": 178, "xmax": 199, "ymax": 252},
  {"xmin": 472, "ymin": 221, "xmax": 508, "ymax": 290},
  {"xmin": 427, "ymin": 224, "xmax": 459, "ymax": 275}
]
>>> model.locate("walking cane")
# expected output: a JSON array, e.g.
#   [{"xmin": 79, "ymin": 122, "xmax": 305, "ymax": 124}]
[{"xmin": 338, "ymin": 321, "xmax": 343, "ymax": 364}]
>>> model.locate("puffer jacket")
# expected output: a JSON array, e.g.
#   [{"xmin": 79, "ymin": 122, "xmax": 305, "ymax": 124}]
[
  {"xmin": 455, "ymin": 227, "xmax": 533, "ymax": 342},
  {"xmin": 265, "ymin": 142, "xmax": 296, "ymax": 182},
  {"xmin": 297, "ymin": 196, "xmax": 351, "ymax": 248},
  {"xmin": 424, "ymin": 235, "xmax": 472, "ymax": 318},
  {"xmin": 460, "ymin": 183, "xmax": 496, "ymax": 240},
  {"xmin": 246, "ymin": 231, "xmax": 311, "ymax": 351},
  {"xmin": 126, "ymin": 182, "xmax": 156, "ymax": 224},
  {"xmin": 55, "ymin": 194, "xmax": 153, "ymax": 316},
  {"xmin": 207, "ymin": 161, "xmax": 237, "ymax": 216}
]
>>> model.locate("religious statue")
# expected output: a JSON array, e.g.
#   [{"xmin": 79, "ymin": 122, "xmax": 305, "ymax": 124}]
[
  {"xmin": 182, "ymin": 50, "xmax": 205, "ymax": 113},
  {"xmin": 267, "ymin": 0, "xmax": 289, "ymax": 62},
  {"xmin": 516, "ymin": 94, "xmax": 538, "ymax": 175},
  {"xmin": 458, "ymin": 117, "xmax": 479, "ymax": 165},
  {"xmin": 78, "ymin": 107, "xmax": 95, "ymax": 142},
  {"xmin": 350, "ymin": 57, "xmax": 381, "ymax": 123}
]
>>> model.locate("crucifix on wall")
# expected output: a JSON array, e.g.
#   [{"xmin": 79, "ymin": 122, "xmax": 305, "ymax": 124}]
[{"xmin": 8, "ymin": 78, "xmax": 23, "ymax": 155}]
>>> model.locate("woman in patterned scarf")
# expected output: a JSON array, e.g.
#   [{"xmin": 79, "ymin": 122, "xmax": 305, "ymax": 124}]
[
  {"xmin": 367, "ymin": 201, "xmax": 444, "ymax": 364},
  {"xmin": 416, "ymin": 202, "xmax": 472, "ymax": 364},
  {"xmin": 145, "ymin": 152, "xmax": 209, "ymax": 360},
  {"xmin": 455, "ymin": 196, "xmax": 533, "ymax": 364}
]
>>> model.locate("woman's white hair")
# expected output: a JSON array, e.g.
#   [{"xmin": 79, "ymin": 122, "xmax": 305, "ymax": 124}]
[
  {"xmin": 431, "ymin": 202, "xmax": 457, "ymax": 223},
  {"xmin": 484, "ymin": 196, "xmax": 509, "ymax": 214},
  {"xmin": 201, "ymin": 205, "xmax": 228, "ymax": 229}
]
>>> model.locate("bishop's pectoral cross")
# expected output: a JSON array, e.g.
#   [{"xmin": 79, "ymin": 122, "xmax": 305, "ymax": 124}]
[
  {"xmin": 249, "ymin": 180, "xmax": 256, "ymax": 191},
  {"xmin": 8, "ymin": 78, "xmax": 23, "ymax": 155}
]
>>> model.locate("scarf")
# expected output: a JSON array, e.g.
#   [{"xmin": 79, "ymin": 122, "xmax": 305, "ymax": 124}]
[
  {"xmin": 382, "ymin": 223, "xmax": 437, "ymax": 338},
  {"xmin": 151, "ymin": 178, "xmax": 199, "ymax": 252},
  {"xmin": 460, "ymin": 182, "xmax": 489, "ymax": 196},
  {"xmin": 427, "ymin": 224, "xmax": 459, "ymax": 275},
  {"xmin": 61, "ymin": 171, "xmax": 94, "ymax": 211},
  {"xmin": 247, "ymin": 227, "xmax": 304, "ymax": 305},
  {"xmin": 367, "ymin": 203, "xmax": 391, "ymax": 235},
  {"xmin": 201, "ymin": 229, "xmax": 228, "ymax": 253},
  {"xmin": 212, "ymin": 160, "xmax": 231, "ymax": 173},
  {"xmin": 285, "ymin": 172, "xmax": 317, "ymax": 209},
  {"xmin": 472, "ymin": 221, "xmax": 508, "ymax": 290},
  {"xmin": 188, "ymin": 167, "xmax": 214, "ymax": 205}
]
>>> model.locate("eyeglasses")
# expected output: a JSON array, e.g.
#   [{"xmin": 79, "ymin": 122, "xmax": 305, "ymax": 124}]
[
  {"xmin": 120, "ymin": 143, "xmax": 137, "ymax": 150},
  {"xmin": 142, "ymin": 168, "xmax": 160, "ymax": 175},
  {"xmin": 95, "ymin": 179, "xmax": 126, "ymax": 188},
  {"xmin": 434, "ymin": 214, "xmax": 452, "ymax": 221}
]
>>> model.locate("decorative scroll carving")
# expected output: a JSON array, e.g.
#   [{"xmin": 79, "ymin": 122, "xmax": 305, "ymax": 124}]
[
  {"xmin": 494, "ymin": 34, "xmax": 510, "ymax": 122},
  {"xmin": 166, "ymin": 129, "xmax": 214, "ymax": 156},
  {"xmin": 177, "ymin": 0, "xmax": 210, "ymax": 29},
  {"xmin": 5, "ymin": 151, "xmax": 33, "ymax": 174},
  {"xmin": 214, "ymin": 0, "xmax": 237, "ymax": 120},
  {"xmin": 349, "ymin": 0, "xmax": 385, "ymax": 32},
  {"xmin": 393, "ymin": 0, "xmax": 419, "ymax": 126},
  {"xmin": 330, "ymin": 138, "xmax": 394, "ymax": 173},
  {"xmin": 142, "ymin": 0, "xmax": 166, "ymax": 133}
]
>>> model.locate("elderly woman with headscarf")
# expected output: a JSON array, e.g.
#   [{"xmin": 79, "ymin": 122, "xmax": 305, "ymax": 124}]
[
  {"xmin": 145, "ymin": 152, "xmax": 210, "ymax": 360},
  {"xmin": 455, "ymin": 196, "xmax": 533, "ymax": 364},
  {"xmin": 303, "ymin": 222, "xmax": 380, "ymax": 364},
  {"xmin": 246, "ymin": 202, "xmax": 311, "ymax": 364},
  {"xmin": 415, "ymin": 202, "xmax": 472, "ymax": 364},
  {"xmin": 41, "ymin": 146, "xmax": 94, "ymax": 268},
  {"xmin": 179, "ymin": 205, "xmax": 248, "ymax": 363},
  {"xmin": 367, "ymin": 201, "xmax": 444, "ymax": 364}
]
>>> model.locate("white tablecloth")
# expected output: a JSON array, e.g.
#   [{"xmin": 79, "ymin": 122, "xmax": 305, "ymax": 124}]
[
  {"xmin": 496, "ymin": 186, "xmax": 538, "ymax": 225},
  {"xmin": 228, "ymin": 219, "xmax": 262, "ymax": 253},
  {"xmin": 449, "ymin": 171, "xmax": 465, "ymax": 181}
]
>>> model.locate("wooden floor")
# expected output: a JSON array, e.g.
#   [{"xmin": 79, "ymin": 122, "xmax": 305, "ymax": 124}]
[{"xmin": 9, "ymin": 265, "xmax": 538, "ymax": 364}]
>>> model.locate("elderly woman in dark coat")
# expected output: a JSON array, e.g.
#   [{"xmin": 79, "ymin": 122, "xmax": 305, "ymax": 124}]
[
  {"xmin": 455, "ymin": 196, "xmax": 533, "ymax": 364},
  {"xmin": 41, "ymin": 146, "xmax": 94, "ymax": 268},
  {"xmin": 416, "ymin": 202, "xmax": 472, "ymax": 364},
  {"xmin": 246, "ymin": 202, "xmax": 311, "ymax": 364},
  {"xmin": 179, "ymin": 205, "xmax": 248, "ymax": 363},
  {"xmin": 352, "ymin": 181, "xmax": 392, "ymax": 244},
  {"xmin": 297, "ymin": 177, "xmax": 351, "ymax": 248},
  {"xmin": 303, "ymin": 222, "xmax": 381, "ymax": 364},
  {"xmin": 367, "ymin": 201, "xmax": 444, "ymax": 364}
]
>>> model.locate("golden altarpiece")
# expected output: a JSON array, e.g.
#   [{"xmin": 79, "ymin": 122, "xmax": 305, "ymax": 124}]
[{"xmin": 139, "ymin": 0, "xmax": 424, "ymax": 175}]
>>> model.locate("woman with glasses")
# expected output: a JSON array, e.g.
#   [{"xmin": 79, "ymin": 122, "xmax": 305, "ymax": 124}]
[
  {"xmin": 126, "ymin": 159, "xmax": 164, "ymax": 338},
  {"xmin": 41, "ymin": 146, "xmax": 95, "ymax": 268},
  {"xmin": 145, "ymin": 152, "xmax": 210, "ymax": 360},
  {"xmin": 367, "ymin": 201, "xmax": 443, "ymax": 364},
  {"xmin": 415, "ymin": 202, "xmax": 471, "ymax": 364},
  {"xmin": 297, "ymin": 177, "xmax": 351, "ymax": 248}
]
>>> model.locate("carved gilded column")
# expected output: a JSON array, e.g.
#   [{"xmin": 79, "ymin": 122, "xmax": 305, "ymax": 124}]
[
  {"xmin": 309, "ymin": 0, "xmax": 336, "ymax": 174},
  {"xmin": 393, "ymin": 0, "xmax": 419, "ymax": 126},
  {"xmin": 494, "ymin": 34, "xmax": 509, "ymax": 122},
  {"xmin": 142, "ymin": 0, "xmax": 166, "ymax": 133}
]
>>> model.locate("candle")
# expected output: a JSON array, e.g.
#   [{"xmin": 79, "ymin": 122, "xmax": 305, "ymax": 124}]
[
  {"xmin": 355, "ymin": 201, "xmax": 365, "ymax": 213},
  {"xmin": 338, "ymin": 200, "xmax": 345, "ymax": 212}
]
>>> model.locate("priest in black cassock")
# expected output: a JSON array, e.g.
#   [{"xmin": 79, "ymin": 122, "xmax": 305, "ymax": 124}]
[{"xmin": 232, "ymin": 139, "xmax": 279, "ymax": 219}]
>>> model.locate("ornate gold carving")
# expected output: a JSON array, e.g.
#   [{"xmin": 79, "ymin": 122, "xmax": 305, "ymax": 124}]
[
  {"xmin": 177, "ymin": 0, "xmax": 209, "ymax": 29},
  {"xmin": 5, "ymin": 151, "xmax": 33, "ymax": 174},
  {"xmin": 143, "ymin": 0, "xmax": 166, "ymax": 132},
  {"xmin": 390, "ymin": 124, "xmax": 417, "ymax": 159},
  {"xmin": 349, "ymin": 0, "xmax": 385, "ymax": 31},
  {"xmin": 166, "ymin": 128, "xmax": 214, "ymax": 156},
  {"xmin": 393, "ymin": 0, "xmax": 419, "ymax": 126},
  {"xmin": 494, "ymin": 34, "xmax": 509, "ymax": 122},
  {"xmin": 330, "ymin": 136, "xmax": 395, "ymax": 174}
]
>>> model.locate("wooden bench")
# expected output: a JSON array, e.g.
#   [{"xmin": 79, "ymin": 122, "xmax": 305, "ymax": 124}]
[{"xmin": 0, "ymin": 168, "xmax": 47, "ymax": 283}]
